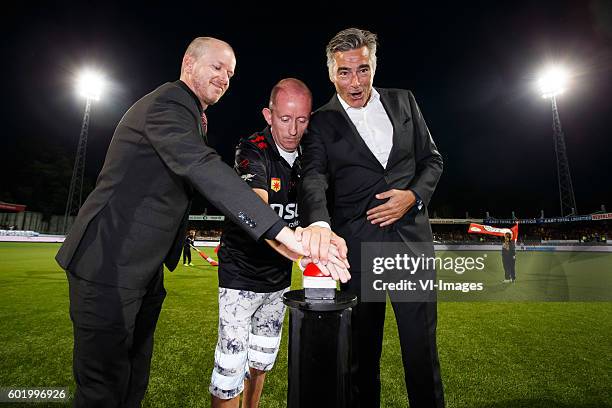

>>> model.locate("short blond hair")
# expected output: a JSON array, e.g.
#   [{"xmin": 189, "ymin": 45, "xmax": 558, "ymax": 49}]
[
  {"xmin": 180, "ymin": 37, "xmax": 234, "ymax": 75},
  {"xmin": 269, "ymin": 78, "xmax": 312, "ymax": 110}
]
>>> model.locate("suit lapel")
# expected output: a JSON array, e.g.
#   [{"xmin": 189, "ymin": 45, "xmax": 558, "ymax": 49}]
[
  {"xmin": 378, "ymin": 88, "xmax": 408, "ymax": 171},
  {"xmin": 173, "ymin": 80, "xmax": 209, "ymax": 145},
  {"xmin": 326, "ymin": 95, "xmax": 383, "ymax": 169}
]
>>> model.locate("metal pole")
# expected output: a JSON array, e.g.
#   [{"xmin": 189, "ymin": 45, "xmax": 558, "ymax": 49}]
[
  {"xmin": 550, "ymin": 96, "xmax": 577, "ymax": 216},
  {"xmin": 63, "ymin": 98, "xmax": 92, "ymax": 234}
]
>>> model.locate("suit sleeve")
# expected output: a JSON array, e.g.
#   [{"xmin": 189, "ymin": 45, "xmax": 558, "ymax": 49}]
[
  {"xmin": 407, "ymin": 91, "xmax": 443, "ymax": 207},
  {"xmin": 143, "ymin": 97, "xmax": 283, "ymax": 241},
  {"xmin": 299, "ymin": 117, "xmax": 332, "ymax": 226}
]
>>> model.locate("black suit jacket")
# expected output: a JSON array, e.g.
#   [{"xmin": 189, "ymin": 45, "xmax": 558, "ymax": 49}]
[
  {"xmin": 299, "ymin": 88, "xmax": 443, "ymax": 273},
  {"xmin": 56, "ymin": 80, "xmax": 282, "ymax": 288}
]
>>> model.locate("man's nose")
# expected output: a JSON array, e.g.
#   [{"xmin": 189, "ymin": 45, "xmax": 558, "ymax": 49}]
[
  {"xmin": 350, "ymin": 73, "xmax": 360, "ymax": 87},
  {"xmin": 220, "ymin": 71, "xmax": 229, "ymax": 85},
  {"xmin": 289, "ymin": 121, "xmax": 298, "ymax": 135}
]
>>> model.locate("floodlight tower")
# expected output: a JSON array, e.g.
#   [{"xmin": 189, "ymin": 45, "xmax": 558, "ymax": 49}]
[
  {"xmin": 63, "ymin": 70, "xmax": 104, "ymax": 234},
  {"xmin": 538, "ymin": 66, "xmax": 577, "ymax": 217}
]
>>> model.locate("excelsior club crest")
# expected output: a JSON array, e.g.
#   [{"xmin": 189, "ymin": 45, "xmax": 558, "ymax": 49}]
[{"xmin": 270, "ymin": 177, "xmax": 281, "ymax": 192}]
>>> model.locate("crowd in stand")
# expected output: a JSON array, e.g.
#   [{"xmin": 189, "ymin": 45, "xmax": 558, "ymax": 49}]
[
  {"xmin": 521, "ymin": 224, "xmax": 608, "ymax": 243},
  {"xmin": 4, "ymin": 219, "xmax": 608, "ymax": 244},
  {"xmin": 432, "ymin": 222, "xmax": 609, "ymax": 244},
  {"xmin": 154, "ymin": 221, "xmax": 612, "ymax": 245},
  {"xmin": 190, "ymin": 223, "xmax": 609, "ymax": 244},
  {"xmin": 193, "ymin": 228, "xmax": 223, "ymax": 241}
]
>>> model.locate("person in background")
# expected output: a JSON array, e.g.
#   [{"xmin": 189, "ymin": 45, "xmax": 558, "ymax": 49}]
[
  {"xmin": 502, "ymin": 232, "xmax": 516, "ymax": 282},
  {"xmin": 183, "ymin": 230, "xmax": 195, "ymax": 266}
]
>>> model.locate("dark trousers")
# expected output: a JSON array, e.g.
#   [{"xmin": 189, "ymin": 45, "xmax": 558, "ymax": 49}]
[
  {"xmin": 503, "ymin": 257, "xmax": 516, "ymax": 280},
  {"xmin": 67, "ymin": 270, "xmax": 166, "ymax": 408},
  {"xmin": 343, "ymin": 276, "xmax": 445, "ymax": 408},
  {"xmin": 183, "ymin": 246, "xmax": 191, "ymax": 264}
]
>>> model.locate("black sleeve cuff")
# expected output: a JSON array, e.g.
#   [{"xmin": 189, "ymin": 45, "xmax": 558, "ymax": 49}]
[{"xmin": 263, "ymin": 219, "xmax": 287, "ymax": 240}]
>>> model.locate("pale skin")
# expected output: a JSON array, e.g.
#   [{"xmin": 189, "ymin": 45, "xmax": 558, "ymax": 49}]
[
  {"xmin": 299, "ymin": 46, "xmax": 417, "ymax": 260},
  {"xmin": 366, "ymin": 189, "xmax": 417, "ymax": 227}
]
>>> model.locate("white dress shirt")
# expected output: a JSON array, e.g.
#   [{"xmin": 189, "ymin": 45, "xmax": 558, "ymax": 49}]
[{"xmin": 337, "ymin": 88, "xmax": 394, "ymax": 168}]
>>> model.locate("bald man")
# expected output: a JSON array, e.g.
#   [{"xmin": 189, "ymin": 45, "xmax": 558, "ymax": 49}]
[
  {"xmin": 210, "ymin": 79, "xmax": 319, "ymax": 408},
  {"xmin": 56, "ymin": 38, "xmax": 306, "ymax": 408}
]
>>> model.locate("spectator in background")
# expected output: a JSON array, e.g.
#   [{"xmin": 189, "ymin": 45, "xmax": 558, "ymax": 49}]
[
  {"xmin": 502, "ymin": 232, "xmax": 516, "ymax": 282},
  {"xmin": 183, "ymin": 230, "xmax": 195, "ymax": 266}
]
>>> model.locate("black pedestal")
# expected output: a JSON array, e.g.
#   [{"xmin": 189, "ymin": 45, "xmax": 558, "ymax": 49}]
[{"xmin": 283, "ymin": 289, "xmax": 357, "ymax": 408}]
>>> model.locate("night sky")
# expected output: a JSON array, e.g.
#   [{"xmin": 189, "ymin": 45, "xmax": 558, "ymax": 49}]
[{"xmin": 2, "ymin": 1, "xmax": 611, "ymax": 219}]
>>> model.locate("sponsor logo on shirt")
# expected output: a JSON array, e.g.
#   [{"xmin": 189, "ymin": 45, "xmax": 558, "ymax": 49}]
[
  {"xmin": 270, "ymin": 203, "xmax": 298, "ymax": 222},
  {"xmin": 241, "ymin": 173, "xmax": 255, "ymax": 182}
]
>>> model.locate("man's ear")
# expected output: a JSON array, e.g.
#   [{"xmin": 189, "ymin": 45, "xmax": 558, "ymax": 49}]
[
  {"xmin": 182, "ymin": 55, "xmax": 193, "ymax": 74},
  {"xmin": 262, "ymin": 107, "xmax": 272, "ymax": 125},
  {"xmin": 329, "ymin": 61, "xmax": 337, "ymax": 83}
]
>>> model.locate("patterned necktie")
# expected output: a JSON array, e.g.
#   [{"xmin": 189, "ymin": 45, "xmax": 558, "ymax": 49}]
[{"xmin": 201, "ymin": 111, "xmax": 208, "ymax": 135}]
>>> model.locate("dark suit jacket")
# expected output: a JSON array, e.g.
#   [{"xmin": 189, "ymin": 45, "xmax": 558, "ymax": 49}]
[
  {"xmin": 56, "ymin": 80, "xmax": 282, "ymax": 288},
  {"xmin": 299, "ymin": 88, "xmax": 443, "ymax": 273}
]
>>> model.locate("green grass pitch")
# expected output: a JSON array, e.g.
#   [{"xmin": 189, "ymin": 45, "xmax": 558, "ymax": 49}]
[{"xmin": 0, "ymin": 243, "xmax": 610, "ymax": 407}]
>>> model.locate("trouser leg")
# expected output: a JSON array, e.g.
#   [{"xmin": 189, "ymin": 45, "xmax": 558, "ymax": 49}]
[
  {"xmin": 390, "ymin": 300, "xmax": 445, "ymax": 408},
  {"xmin": 123, "ymin": 272, "xmax": 166, "ymax": 407},
  {"xmin": 68, "ymin": 270, "xmax": 165, "ymax": 408},
  {"xmin": 342, "ymin": 276, "xmax": 386, "ymax": 408},
  {"xmin": 503, "ymin": 259, "xmax": 511, "ymax": 280},
  {"xmin": 210, "ymin": 288, "xmax": 254, "ymax": 400}
]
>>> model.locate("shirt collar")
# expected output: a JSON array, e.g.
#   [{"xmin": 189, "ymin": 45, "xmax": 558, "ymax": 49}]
[
  {"xmin": 276, "ymin": 143, "xmax": 298, "ymax": 167},
  {"xmin": 262, "ymin": 126, "xmax": 281, "ymax": 159},
  {"xmin": 263, "ymin": 126, "xmax": 298, "ymax": 167},
  {"xmin": 337, "ymin": 87, "xmax": 380, "ymax": 111},
  {"xmin": 176, "ymin": 80, "xmax": 203, "ymax": 113}
]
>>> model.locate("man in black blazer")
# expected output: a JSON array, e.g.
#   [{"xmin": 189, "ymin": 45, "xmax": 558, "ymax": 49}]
[
  {"xmin": 56, "ymin": 37, "xmax": 306, "ymax": 408},
  {"xmin": 299, "ymin": 28, "xmax": 445, "ymax": 407}
]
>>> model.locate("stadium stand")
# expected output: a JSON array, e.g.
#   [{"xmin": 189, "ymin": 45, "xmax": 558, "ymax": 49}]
[{"xmin": 432, "ymin": 220, "xmax": 609, "ymax": 244}]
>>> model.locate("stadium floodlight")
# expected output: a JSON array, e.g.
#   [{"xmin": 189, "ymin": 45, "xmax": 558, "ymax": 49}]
[
  {"xmin": 536, "ymin": 64, "xmax": 577, "ymax": 217},
  {"xmin": 76, "ymin": 70, "xmax": 105, "ymax": 101},
  {"xmin": 63, "ymin": 68, "xmax": 106, "ymax": 234},
  {"xmin": 538, "ymin": 65, "xmax": 568, "ymax": 99}
]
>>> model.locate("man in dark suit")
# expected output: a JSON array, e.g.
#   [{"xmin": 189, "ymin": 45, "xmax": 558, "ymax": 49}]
[
  {"xmin": 299, "ymin": 28, "xmax": 445, "ymax": 407},
  {"xmin": 56, "ymin": 37, "xmax": 307, "ymax": 408}
]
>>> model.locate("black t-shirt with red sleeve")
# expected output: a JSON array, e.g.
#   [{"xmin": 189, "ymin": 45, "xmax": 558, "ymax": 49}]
[{"xmin": 217, "ymin": 126, "xmax": 300, "ymax": 292}]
